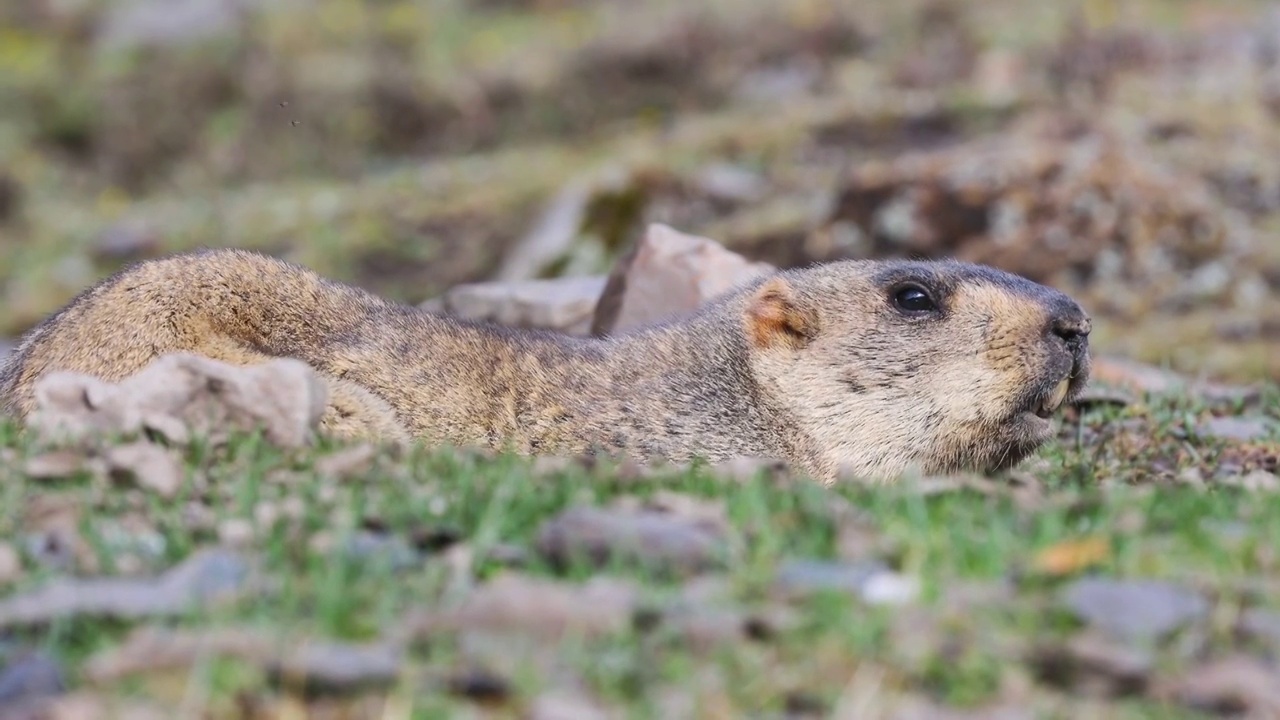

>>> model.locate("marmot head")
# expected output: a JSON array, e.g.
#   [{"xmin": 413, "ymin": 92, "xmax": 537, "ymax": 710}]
[{"xmin": 742, "ymin": 260, "xmax": 1091, "ymax": 481}]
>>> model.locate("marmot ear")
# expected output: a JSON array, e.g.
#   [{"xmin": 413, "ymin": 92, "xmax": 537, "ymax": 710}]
[{"xmin": 744, "ymin": 277, "xmax": 818, "ymax": 351}]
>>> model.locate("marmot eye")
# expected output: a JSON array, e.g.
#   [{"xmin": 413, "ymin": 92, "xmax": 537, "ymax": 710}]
[{"xmin": 893, "ymin": 285, "xmax": 937, "ymax": 314}]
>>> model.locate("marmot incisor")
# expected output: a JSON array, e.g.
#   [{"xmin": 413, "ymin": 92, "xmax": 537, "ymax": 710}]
[{"xmin": 0, "ymin": 248, "xmax": 1092, "ymax": 483}]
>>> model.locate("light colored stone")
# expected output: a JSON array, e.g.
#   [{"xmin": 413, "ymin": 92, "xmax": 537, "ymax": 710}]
[
  {"xmin": 98, "ymin": 0, "xmax": 276, "ymax": 50},
  {"xmin": 496, "ymin": 167, "xmax": 631, "ymax": 282},
  {"xmin": 217, "ymin": 518, "xmax": 255, "ymax": 548},
  {"xmin": 0, "ymin": 542, "xmax": 22, "ymax": 585},
  {"xmin": 104, "ymin": 443, "xmax": 184, "ymax": 498},
  {"xmin": 29, "ymin": 353, "xmax": 328, "ymax": 449},
  {"xmin": 431, "ymin": 276, "xmax": 608, "ymax": 336},
  {"xmin": 592, "ymin": 223, "xmax": 775, "ymax": 335},
  {"xmin": 0, "ymin": 549, "xmax": 251, "ymax": 628},
  {"xmin": 1089, "ymin": 357, "xmax": 1259, "ymax": 403}
]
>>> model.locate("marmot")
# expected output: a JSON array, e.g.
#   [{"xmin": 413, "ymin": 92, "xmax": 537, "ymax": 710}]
[{"xmin": 0, "ymin": 248, "xmax": 1091, "ymax": 483}]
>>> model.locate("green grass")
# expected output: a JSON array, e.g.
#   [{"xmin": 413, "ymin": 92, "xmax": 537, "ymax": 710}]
[{"xmin": 2, "ymin": 389, "xmax": 1278, "ymax": 717}]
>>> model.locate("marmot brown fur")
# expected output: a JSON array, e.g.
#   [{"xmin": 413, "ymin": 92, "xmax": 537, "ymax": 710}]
[{"xmin": 0, "ymin": 248, "xmax": 1092, "ymax": 483}]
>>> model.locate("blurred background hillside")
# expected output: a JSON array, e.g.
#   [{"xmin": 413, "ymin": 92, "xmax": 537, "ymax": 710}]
[{"xmin": 0, "ymin": 0, "xmax": 1277, "ymax": 380}]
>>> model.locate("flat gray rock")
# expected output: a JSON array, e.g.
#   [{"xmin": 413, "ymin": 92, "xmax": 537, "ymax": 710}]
[
  {"xmin": 535, "ymin": 505, "xmax": 728, "ymax": 576},
  {"xmin": 1198, "ymin": 416, "xmax": 1277, "ymax": 442},
  {"xmin": 0, "ymin": 652, "xmax": 65, "ymax": 704},
  {"xmin": 1060, "ymin": 578, "xmax": 1209, "ymax": 643},
  {"xmin": 0, "ymin": 548, "xmax": 252, "ymax": 628}
]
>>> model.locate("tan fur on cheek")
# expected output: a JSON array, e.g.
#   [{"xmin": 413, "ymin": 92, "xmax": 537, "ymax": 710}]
[
  {"xmin": 931, "ymin": 357, "xmax": 1009, "ymax": 426},
  {"xmin": 948, "ymin": 283, "xmax": 1050, "ymax": 409}
]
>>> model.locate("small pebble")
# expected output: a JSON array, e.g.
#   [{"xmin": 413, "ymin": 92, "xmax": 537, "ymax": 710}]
[
  {"xmin": 0, "ymin": 652, "xmax": 66, "ymax": 704},
  {"xmin": 0, "ymin": 544, "xmax": 22, "ymax": 585},
  {"xmin": 218, "ymin": 518, "xmax": 255, "ymax": 548}
]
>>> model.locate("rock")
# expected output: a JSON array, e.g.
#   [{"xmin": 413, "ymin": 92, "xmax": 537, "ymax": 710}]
[
  {"xmin": 19, "ymin": 495, "xmax": 93, "ymax": 574},
  {"xmin": 98, "ymin": 0, "xmax": 264, "ymax": 50},
  {"xmin": 84, "ymin": 626, "xmax": 402, "ymax": 695},
  {"xmin": 591, "ymin": 224, "xmax": 775, "ymax": 336},
  {"xmin": 0, "ymin": 691, "xmax": 169, "ymax": 720},
  {"xmin": 535, "ymin": 504, "xmax": 729, "ymax": 576},
  {"xmin": 103, "ymin": 443, "xmax": 184, "ymax": 498},
  {"xmin": 1070, "ymin": 386, "xmax": 1133, "ymax": 409},
  {"xmin": 482, "ymin": 543, "xmax": 529, "ymax": 568},
  {"xmin": 217, "ymin": 518, "xmax": 254, "ymax": 549},
  {"xmin": 0, "ymin": 544, "xmax": 21, "ymax": 586},
  {"xmin": 22, "ymin": 452, "xmax": 89, "ymax": 481},
  {"xmin": 733, "ymin": 61, "xmax": 823, "ymax": 104},
  {"xmin": 861, "ymin": 571, "xmax": 922, "ymax": 606},
  {"xmin": 773, "ymin": 559, "xmax": 919, "ymax": 605},
  {"xmin": 29, "ymin": 353, "xmax": 328, "ymax": 449},
  {"xmin": 974, "ymin": 48, "xmax": 1025, "ymax": 105},
  {"xmin": 1217, "ymin": 470, "xmax": 1280, "ymax": 491},
  {"xmin": 431, "ymin": 276, "xmax": 607, "ymax": 336},
  {"xmin": 430, "ymin": 222, "xmax": 780, "ymax": 339},
  {"xmin": 1198, "ymin": 416, "xmax": 1277, "ymax": 442},
  {"xmin": 411, "ymin": 572, "xmax": 638, "ymax": 642},
  {"xmin": 83, "ymin": 627, "xmax": 271, "ymax": 683},
  {"xmin": 1029, "ymin": 632, "xmax": 1152, "ymax": 697},
  {"xmin": 647, "ymin": 606, "xmax": 750, "ymax": 654},
  {"xmin": 495, "ymin": 171, "xmax": 603, "ymax": 283},
  {"xmin": 313, "ymin": 444, "xmax": 377, "ymax": 480},
  {"xmin": 268, "ymin": 640, "xmax": 403, "ymax": 695},
  {"xmin": 1155, "ymin": 655, "xmax": 1280, "ymax": 715},
  {"xmin": 1238, "ymin": 608, "xmax": 1280, "ymax": 650},
  {"xmin": 639, "ymin": 491, "xmax": 729, "ymax": 531},
  {"xmin": 1059, "ymin": 577, "xmax": 1209, "ymax": 643},
  {"xmin": 891, "ymin": 697, "xmax": 1034, "ymax": 720},
  {"xmin": 0, "ymin": 652, "xmax": 66, "ymax": 704},
  {"xmin": 774, "ymin": 559, "xmax": 884, "ymax": 595},
  {"xmin": 527, "ymin": 689, "xmax": 618, "ymax": 720},
  {"xmin": 693, "ymin": 163, "xmax": 768, "ymax": 204},
  {"xmin": 0, "ymin": 548, "xmax": 253, "ymax": 628},
  {"xmin": 1089, "ymin": 357, "xmax": 1259, "ymax": 404},
  {"xmin": 339, "ymin": 530, "xmax": 422, "ymax": 572},
  {"xmin": 1215, "ymin": 443, "xmax": 1280, "ymax": 479}
]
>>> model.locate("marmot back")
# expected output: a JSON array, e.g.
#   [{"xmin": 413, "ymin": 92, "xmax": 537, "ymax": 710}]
[{"xmin": 0, "ymin": 248, "xmax": 1093, "ymax": 483}]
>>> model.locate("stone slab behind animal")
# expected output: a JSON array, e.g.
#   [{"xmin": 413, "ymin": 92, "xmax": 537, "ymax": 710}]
[{"xmin": 423, "ymin": 223, "xmax": 776, "ymax": 337}]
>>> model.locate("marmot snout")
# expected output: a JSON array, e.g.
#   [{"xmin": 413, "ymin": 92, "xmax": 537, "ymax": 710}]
[{"xmin": 0, "ymin": 249, "xmax": 1092, "ymax": 483}]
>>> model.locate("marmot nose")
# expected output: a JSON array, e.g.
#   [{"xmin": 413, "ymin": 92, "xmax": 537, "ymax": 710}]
[{"xmin": 1048, "ymin": 299, "xmax": 1091, "ymax": 348}]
